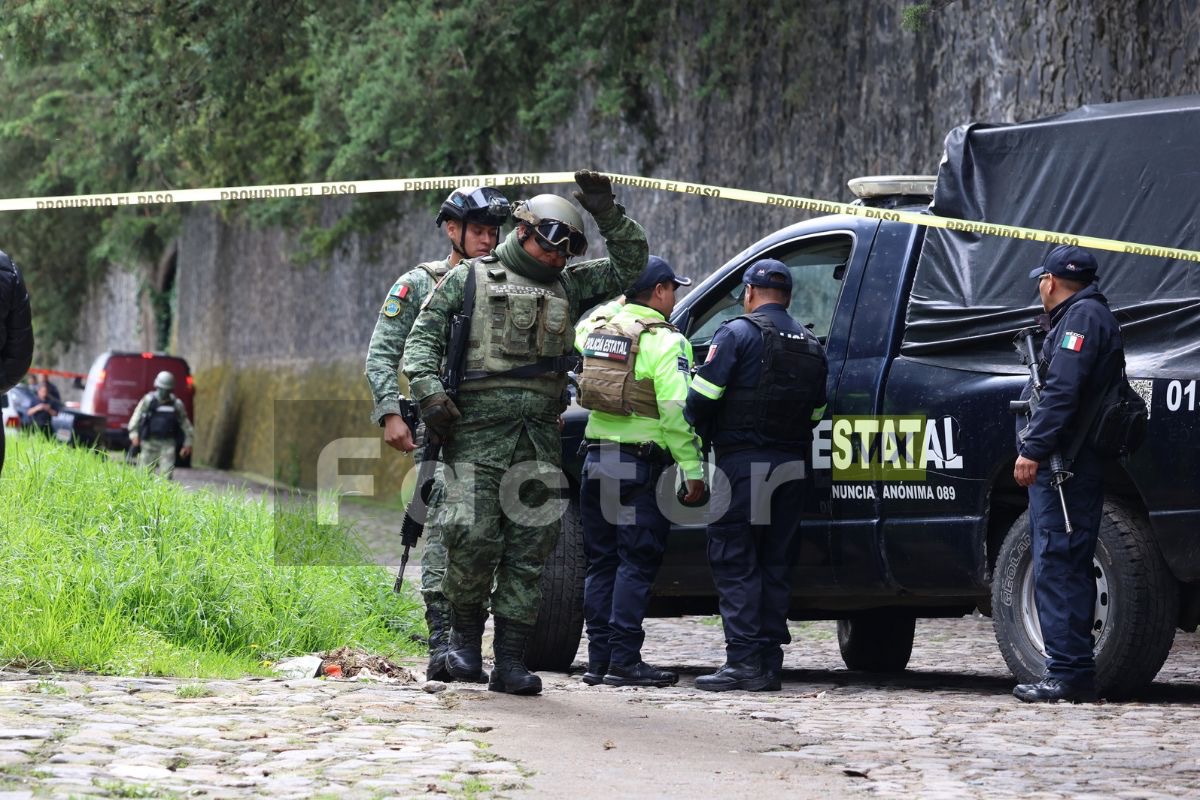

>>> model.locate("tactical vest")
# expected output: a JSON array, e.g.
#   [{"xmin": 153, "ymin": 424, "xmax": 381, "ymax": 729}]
[
  {"xmin": 718, "ymin": 311, "xmax": 827, "ymax": 444},
  {"xmin": 460, "ymin": 259, "xmax": 573, "ymax": 398},
  {"xmin": 416, "ymin": 260, "xmax": 450, "ymax": 281},
  {"xmin": 141, "ymin": 393, "xmax": 181, "ymax": 440},
  {"xmin": 577, "ymin": 315, "xmax": 675, "ymax": 418}
]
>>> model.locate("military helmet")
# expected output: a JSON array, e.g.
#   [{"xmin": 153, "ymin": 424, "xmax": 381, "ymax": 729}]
[
  {"xmin": 512, "ymin": 194, "xmax": 588, "ymax": 258},
  {"xmin": 154, "ymin": 371, "xmax": 175, "ymax": 390},
  {"xmin": 435, "ymin": 186, "xmax": 511, "ymax": 228}
]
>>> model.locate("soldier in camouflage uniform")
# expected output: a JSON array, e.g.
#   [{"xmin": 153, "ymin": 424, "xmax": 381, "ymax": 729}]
[
  {"xmin": 365, "ymin": 186, "xmax": 511, "ymax": 682},
  {"xmin": 404, "ymin": 170, "xmax": 647, "ymax": 695},
  {"xmin": 128, "ymin": 371, "xmax": 194, "ymax": 480}
]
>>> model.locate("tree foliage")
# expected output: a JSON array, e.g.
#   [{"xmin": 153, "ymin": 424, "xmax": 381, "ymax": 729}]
[{"xmin": 0, "ymin": 0, "xmax": 772, "ymax": 349}]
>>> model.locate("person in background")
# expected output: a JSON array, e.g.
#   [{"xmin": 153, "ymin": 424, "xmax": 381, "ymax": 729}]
[
  {"xmin": 128, "ymin": 371, "xmax": 194, "ymax": 480},
  {"xmin": 0, "ymin": 249, "xmax": 34, "ymax": 476}
]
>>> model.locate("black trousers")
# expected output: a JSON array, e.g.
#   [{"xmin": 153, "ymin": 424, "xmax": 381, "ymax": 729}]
[
  {"xmin": 580, "ymin": 447, "xmax": 669, "ymax": 667},
  {"xmin": 707, "ymin": 448, "xmax": 807, "ymax": 668},
  {"xmin": 1028, "ymin": 454, "xmax": 1105, "ymax": 686}
]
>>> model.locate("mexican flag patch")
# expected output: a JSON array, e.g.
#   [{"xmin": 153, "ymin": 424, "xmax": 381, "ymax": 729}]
[{"xmin": 1061, "ymin": 331, "xmax": 1085, "ymax": 352}]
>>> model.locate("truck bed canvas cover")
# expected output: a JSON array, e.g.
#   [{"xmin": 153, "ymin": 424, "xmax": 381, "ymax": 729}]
[{"xmin": 902, "ymin": 95, "xmax": 1200, "ymax": 377}]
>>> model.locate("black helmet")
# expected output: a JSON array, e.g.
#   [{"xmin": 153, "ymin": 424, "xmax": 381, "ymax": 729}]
[{"xmin": 435, "ymin": 186, "xmax": 511, "ymax": 228}]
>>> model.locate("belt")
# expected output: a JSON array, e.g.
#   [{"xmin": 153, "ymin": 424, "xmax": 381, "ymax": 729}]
[{"xmin": 584, "ymin": 439, "xmax": 673, "ymax": 466}]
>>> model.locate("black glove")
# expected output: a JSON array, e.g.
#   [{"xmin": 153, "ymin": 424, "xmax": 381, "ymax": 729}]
[
  {"xmin": 419, "ymin": 392, "xmax": 461, "ymax": 441},
  {"xmin": 573, "ymin": 170, "xmax": 615, "ymax": 217}
]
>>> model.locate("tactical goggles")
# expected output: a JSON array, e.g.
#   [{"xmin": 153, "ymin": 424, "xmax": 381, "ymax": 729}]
[{"xmin": 532, "ymin": 220, "xmax": 588, "ymax": 258}]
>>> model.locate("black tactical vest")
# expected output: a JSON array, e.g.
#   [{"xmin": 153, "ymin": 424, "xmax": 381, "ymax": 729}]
[
  {"xmin": 717, "ymin": 311, "xmax": 827, "ymax": 445},
  {"xmin": 141, "ymin": 393, "xmax": 181, "ymax": 439}
]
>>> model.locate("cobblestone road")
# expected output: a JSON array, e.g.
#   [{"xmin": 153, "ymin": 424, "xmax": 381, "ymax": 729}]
[
  {"xmin": 3, "ymin": 616, "xmax": 1199, "ymax": 799},
  {"xmin": 9, "ymin": 469, "xmax": 1192, "ymax": 798}
]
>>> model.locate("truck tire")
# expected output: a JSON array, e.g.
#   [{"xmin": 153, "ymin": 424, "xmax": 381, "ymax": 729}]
[
  {"xmin": 991, "ymin": 501, "xmax": 1178, "ymax": 699},
  {"xmin": 837, "ymin": 611, "xmax": 916, "ymax": 672},
  {"xmin": 525, "ymin": 498, "xmax": 586, "ymax": 671}
]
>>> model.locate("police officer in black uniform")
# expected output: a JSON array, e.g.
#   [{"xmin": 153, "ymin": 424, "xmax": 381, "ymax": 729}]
[
  {"xmin": 0, "ymin": 249, "xmax": 35, "ymax": 477},
  {"xmin": 1013, "ymin": 245, "xmax": 1122, "ymax": 703},
  {"xmin": 685, "ymin": 259, "xmax": 828, "ymax": 691}
]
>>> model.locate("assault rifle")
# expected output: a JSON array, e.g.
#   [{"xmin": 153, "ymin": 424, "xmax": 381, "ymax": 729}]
[
  {"xmin": 1009, "ymin": 326, "xmax": 1074, "ymax": 534},
  {"xmin": 394, "ymin": 268, "xmax": 476, "ymax": 592}
]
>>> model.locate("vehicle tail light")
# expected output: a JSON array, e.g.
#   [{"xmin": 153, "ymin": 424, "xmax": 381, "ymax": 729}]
[
  {"xmin": 5, "ymin": 417, "xmax": 20, "ymax": 428},
  {"xmin": 141, "ymin": 352, "xmax": 153, "ymax": 359},
  {"xmin": 186, "ymin": 375, "xmax": 195, "ymax": 391}
]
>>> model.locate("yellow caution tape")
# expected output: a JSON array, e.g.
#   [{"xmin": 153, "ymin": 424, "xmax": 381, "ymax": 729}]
[{"xmin": 2, "ymin": 170, "xmax": 1198, "ymax": 263}]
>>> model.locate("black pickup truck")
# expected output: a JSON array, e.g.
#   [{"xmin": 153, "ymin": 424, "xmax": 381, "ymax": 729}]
[{"xmin": 527, "ymin": 97, "xmax": 1200, "ymax": 698}]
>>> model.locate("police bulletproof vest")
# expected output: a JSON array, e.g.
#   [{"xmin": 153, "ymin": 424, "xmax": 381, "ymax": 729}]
[
  {"xmin": 719, "ymin": 312, "xmax": 827, "ymax": 444},
  {"xmin": 461, "ymin": 259, "xmax": 573, "ymax": 398},
  {"xmin": 577, "ymin": 315, "xmax": 675, "ymax": 418},
  {"xmin": 142, "ymin": 393, "xmax": 181, "ymax": 439}
]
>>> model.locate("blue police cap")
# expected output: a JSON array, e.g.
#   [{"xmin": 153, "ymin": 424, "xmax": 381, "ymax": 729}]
[
  {"xmin": 627, "ymin": 255, "xmax": 692, "ymax": 294},
  {"xmin": 1028, "ymin": 244, "xmax": 1099, "ymax": 282},
  {"xmin": 742, "ymin": 258, "xmax": 792, "ymax": 290}
]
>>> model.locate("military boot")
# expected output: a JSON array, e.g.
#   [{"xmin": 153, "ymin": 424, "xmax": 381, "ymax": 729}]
[
  {"xmin": 423, "ymin": 596, "xmax": 453, "ymax": 682},
  {"xmin": 488, "ymin": 617, "xmax": 542, "ymax": 696},
  {"xmin": 445, "ymin": 606, "xmax": 489, "ymax": 683}
]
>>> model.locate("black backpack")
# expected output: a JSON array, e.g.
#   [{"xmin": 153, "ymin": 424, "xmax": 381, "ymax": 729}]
[
  {"xmin": 1086, "ymin": 370, "xmax": 1148, "ymax": 458},
  {"xmin": 1068, "ymin": 357, "xmax": 1148, "ymax": 460}
]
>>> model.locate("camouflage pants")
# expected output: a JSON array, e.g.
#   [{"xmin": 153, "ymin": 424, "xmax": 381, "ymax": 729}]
[
  {"xmin": 438, "ymin": 426, "xmax": 564, "ymax": 625},
  {"xmin": 138, "ymin": 438, "xmax": 177, "ymax": 480}
]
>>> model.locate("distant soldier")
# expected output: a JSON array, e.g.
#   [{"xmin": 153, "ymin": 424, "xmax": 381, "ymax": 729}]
[
  {"xmin": 128, "ymin": 371, "xmax": 193, "ymax": 480},
  {"xmin": 364, "ymin": 186, "xmax": 510, "ymax": 683},
  {"xmin": 0, "ymin": 249, "xmax": 34, "ymax": 477},
  {"xmin": 685, "ymin": 259, "xmax": 828, "ymax": 692},
  {"xmin": 574, "ymin": 255, "xmax": 705, "ymax": 688},
  {"xmin": 404, "ymin": 170, "xmax": 648, "ymax": 696}
]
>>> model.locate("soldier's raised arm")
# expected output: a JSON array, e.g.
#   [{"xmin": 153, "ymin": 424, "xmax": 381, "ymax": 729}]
[{"xmin": 563, "ymin": 170, "xmax": 648, "ymax": 318}]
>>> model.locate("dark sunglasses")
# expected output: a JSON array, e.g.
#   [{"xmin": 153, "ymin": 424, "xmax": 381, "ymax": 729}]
[{"xmin": 532, "ymin": 220, "xmax": 588, "ymax": 258}]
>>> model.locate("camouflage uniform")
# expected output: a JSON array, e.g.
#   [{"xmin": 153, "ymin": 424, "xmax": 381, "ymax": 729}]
[
  {"xmin": 404, "ymin": 203, "xmax": 648, "ymax": 627},
  {"xmin": 364, "ymin": 259, "xmax": 450, "ymax": 600},
  {"xmin": 128, "ymin": 392, "xmax": 194, "ymax": 480}
]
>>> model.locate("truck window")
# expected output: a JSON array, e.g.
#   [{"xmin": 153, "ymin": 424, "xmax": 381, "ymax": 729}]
[{"xmin": 687, "ymin": 235, "xmax": 852, "ymax": 346}]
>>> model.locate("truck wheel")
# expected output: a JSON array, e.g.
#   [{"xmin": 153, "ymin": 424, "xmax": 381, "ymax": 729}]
[
  {"xmin": 526, "ymin": 498, "xmax": 586, "ymax": 671},
  {"xmin": 991, "ymin": 501, "xmax": 1178, "ymax": 699},
  {"xmin": 837, "ymin": 611, "xmax": 916, "ymax": 672}
]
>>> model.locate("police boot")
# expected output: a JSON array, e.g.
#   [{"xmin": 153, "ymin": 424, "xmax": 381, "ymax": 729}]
[
  {"xmin": 695, "ymin": 656, "xmax": 776, "ymax": 692},
  {"xmin": 580, "ymin": 660, "xmax": 609, "ymax": 686},
  {"xmin": 603, "ymin": 661, "xmax": 678, "ymax": 688},
  {"xmin": 488, "ymin": 617, "xmax": 542, "ymax": 696},
  {"xmin": 423, "ymin": 596, "xmax": 453, "ymax": 682},
  {"xmin": 445, "ymin": 606, "xmax": 489, "ymax": 684}
]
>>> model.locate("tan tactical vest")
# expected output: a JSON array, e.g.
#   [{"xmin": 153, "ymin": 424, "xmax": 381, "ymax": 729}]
[
  {"xmin": 460, "ymin": 259, "xmax": 572, "ymax": 398},
  {"xmin": 577, "ymin": 315, "xmax": 676, "ymax": 417}
]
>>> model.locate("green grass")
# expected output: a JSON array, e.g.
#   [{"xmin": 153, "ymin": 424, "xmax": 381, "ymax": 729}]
[
  {"xmin": 174, "ymin": 684, "xmax": 213, "ymax": 699},
  {"xmin": 0, "ymin": 434, "xmax": 423, "ymax": 678}
]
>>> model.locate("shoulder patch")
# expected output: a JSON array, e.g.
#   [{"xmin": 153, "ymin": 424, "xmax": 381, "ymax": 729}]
[
  {"xmin": 1060, "ymin": 331, "xmax": 1086, "ymax": 352},
  {"xmin": 389, "ymin": 282, "xmax": 411, "ymax": 300},
  {"xmin": 704, "ymin": 344, "xmax": 718, "ymax": 364},
  {"xmin": 677, "ymin": 356, "xmax": 690, "ymax": 373},
  {"xmin": 382, "ymin": 297, "xmax": 403, "ymax": 317}
]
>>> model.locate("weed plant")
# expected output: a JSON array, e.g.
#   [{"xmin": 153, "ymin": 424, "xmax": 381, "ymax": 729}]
[{"xmin": 0, "ymin": 434, "xmax": 423, "ymax": 677}]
